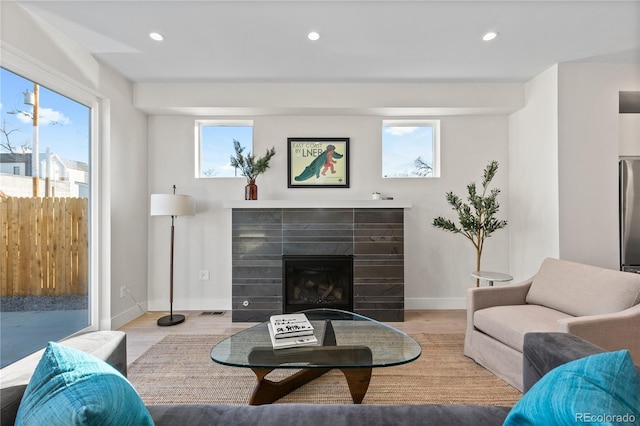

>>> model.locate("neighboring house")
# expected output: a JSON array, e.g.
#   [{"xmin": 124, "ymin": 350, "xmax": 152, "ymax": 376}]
[
  {"xmin": 0, "ymin": 153, "xmax": 31, "ymax": 177},
  {"xmin": 0, "ymin": 152, "xmax": 88, "ymax": 197}
]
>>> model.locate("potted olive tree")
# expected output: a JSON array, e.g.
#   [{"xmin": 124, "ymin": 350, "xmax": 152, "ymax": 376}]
[
  {"xmin": 230, "ymin": 139, "xmax": 276, "ymax": 200},
  {"xmin": 432, "ymin": 160, "xmax": 507, "ymax": 286}
]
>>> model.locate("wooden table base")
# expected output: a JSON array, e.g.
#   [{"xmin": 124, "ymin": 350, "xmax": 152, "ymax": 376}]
[{"xmin": 249, "ymin": 366, "xmax": 372, "ymax": 405}]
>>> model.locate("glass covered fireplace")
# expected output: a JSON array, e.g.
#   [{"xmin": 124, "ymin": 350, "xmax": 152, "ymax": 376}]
[{"xmin": 282, "ymin": 255, "xmax": 354, "ymax": 313}]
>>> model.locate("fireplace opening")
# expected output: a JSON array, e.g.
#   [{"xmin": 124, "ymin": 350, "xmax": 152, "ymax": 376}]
[{"xmin": 283, "ymin": 255, "xmax": 354, "ymax": 313}]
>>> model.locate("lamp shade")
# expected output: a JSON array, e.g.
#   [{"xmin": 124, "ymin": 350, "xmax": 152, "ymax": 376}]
[{"xmin": 150, "ymin": 194, "xmax": 195, "ymax": 217}]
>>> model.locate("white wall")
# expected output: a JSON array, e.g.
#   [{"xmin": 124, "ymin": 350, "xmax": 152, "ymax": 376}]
[
  {"xmin": 508, "ymin": 65, "xmax": 560, "ymax": 281},
  {"xmin": 135, "ymin": 82, "xmax": 524, "ymax": 116},
  {"xmin": 6, "ymin": 0, "xmax": 638, "ymax": 320},
  {"xmin": 558, "ymin": 63, "xmax": 639, "ymax": 269},
  {"xmin": 147, "ymin": 113, "xmax": 510, "ymax": 311},
  {"xmin": 1, "ymin": 1, "xmax": 149, "ymax": 329},
  {"xmin": 509, "ymin": 62, "xmax": 640, "ymax": 279},
  {"xmin": 107, "ymin": 73, "xmax": 150, "ymax": 329}
]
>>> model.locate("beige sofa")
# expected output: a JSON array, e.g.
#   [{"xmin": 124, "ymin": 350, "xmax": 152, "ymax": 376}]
[{"xmin": 464, "ymin": 257, "xmax": 640, "ymax": 391}]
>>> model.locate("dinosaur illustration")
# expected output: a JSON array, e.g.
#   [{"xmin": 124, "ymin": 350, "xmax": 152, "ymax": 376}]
[{"xmin": 294, "ymin": 144, "xmax": 344, "ymax": 182}]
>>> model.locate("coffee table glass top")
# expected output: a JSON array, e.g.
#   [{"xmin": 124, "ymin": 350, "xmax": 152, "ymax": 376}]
[{"xmin": 210, "ymin": 308, "xmax": 422, "ymax": 369}]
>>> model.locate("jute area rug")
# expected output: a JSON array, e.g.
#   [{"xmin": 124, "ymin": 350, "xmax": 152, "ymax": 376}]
[{"xmin": 127, "ymin": 334, "xmax": 522, "ymax": 406}]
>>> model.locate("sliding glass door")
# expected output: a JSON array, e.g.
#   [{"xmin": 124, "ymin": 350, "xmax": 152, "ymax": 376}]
[{"xmin": 0, "ymin": 67, "xmax": 92, "ymax": 367}]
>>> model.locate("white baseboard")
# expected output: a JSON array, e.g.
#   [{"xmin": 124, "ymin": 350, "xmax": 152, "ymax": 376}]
[
  {"xmin": 405, "ymin": 297, "xmax": 466, "ymax": 310},
  {"xmin": 148, "ymin": 299, "xmax": 231, "ymax": 312},
  {"xmin": 110, "ymin": 302, "xmax": 148, "ymax": 330},
  {"xmin": 144, "ymin": 298, "xmax": 465, "ymax": 316}
]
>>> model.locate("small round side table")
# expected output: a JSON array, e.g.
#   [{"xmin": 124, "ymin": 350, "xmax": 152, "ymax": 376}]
[{"xmin": 471, "ymin": 271, "xmax": 513, "ymax": 287}]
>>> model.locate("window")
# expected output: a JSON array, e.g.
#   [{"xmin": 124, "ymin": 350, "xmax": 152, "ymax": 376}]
[
  {"xmin": 382, "ymin": 120, "xmax": 440, "ymax": 178},
  {"xmin": 0, "ymin": 67, "xmax": 93, "ymax": 367},
  {"xmin": 195, "ymin": 120, "xmax": 253, "ymax": 178}
]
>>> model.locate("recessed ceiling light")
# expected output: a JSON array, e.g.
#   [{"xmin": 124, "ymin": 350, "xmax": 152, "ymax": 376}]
[
  {"xmin": 307, "ymin": 31, "xmax": 320, "ymax": 41},
  {"xmin": 149, "ymin": 32, "xmax": 164, "ymax": 41},
  {"xmin": 482, "ymin": 31, "xmax": 499, "ymax": 42}
]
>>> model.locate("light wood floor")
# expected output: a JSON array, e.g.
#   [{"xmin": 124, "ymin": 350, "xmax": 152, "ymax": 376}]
[{"xmin": 118, "ymin": 310, "xmax": 466, "ymax": 366}]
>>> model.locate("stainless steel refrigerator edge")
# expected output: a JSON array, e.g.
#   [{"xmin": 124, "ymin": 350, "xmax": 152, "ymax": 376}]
[{"xmin": 620, "ymin": 157, "xmax": 640, "ymax": 273}]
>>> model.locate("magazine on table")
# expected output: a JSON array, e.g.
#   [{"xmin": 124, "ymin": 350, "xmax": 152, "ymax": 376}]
[
  {"xmin": 267, "ymin": 323, "xmax": 318, "ymax": 349},
  {"xmin": 269, "ymin": 313, "xmax": 314, "ymax": 339}
]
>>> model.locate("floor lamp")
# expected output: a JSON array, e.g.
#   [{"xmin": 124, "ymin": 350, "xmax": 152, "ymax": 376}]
[{"xmin": 150, "ymin": 185, "xmax": 195, "ymax": 326}]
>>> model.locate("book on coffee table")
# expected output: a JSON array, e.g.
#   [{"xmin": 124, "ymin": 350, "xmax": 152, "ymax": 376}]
[
  {"xmin": 269, "ymin": 313, "xmax": 314, "ymax": 339},
  {"xmin": 267, "ymin": 323, "xmax": 318, "ymax": 349}
]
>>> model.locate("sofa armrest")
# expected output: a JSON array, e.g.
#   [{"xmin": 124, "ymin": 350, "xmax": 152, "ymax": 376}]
[
  {"xmin": 467, "ymin": 280, "xmax": 532, "ymax": 312},
  {"xmin": 0, "ymin": 331, "xmax": 127, "ymax": 426},
  {"xmin": 556, "ymin": 303, "xmax": 640, "ymax": 365},
  {"xmin": 466, "ymin": 280, "xmax": 532, "ymax": 333},
  {"xmin": 522, "ymin": 332, "xmax": 606, "ymax": 393}
]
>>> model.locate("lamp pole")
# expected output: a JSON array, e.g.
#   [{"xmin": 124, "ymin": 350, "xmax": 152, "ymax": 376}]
[
  {"xmin": 168, "ymin": 185, "xmax": 177, "ymax": 323},
  {"xmin": 24, "ymin": 84, "xmax": 40, "ymax": 197},
  {"xmin": 150, "ymin": 185, "xmax": 194, "ymax": 327}
]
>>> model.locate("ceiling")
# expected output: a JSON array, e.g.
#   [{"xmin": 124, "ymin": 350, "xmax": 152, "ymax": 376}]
[{"xmin": 15, "ymin": 0, "xmax": 640, "ymax": 84}]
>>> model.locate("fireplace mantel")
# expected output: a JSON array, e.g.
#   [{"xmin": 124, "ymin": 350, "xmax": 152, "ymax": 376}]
[{"xmin": 224, "ymin": 199, "xmax": 411, "ymax": 209}]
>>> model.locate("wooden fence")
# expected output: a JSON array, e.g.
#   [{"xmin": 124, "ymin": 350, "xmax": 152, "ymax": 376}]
[{"xmin": 0, "ymin": 196, "xmax": 88, "ymax": 297}]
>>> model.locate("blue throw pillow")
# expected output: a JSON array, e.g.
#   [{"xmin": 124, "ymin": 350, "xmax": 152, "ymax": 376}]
[
  {"xmin": 15, "ymin": 342, "xmax": 154, "ymax": 426},
  {"xmin": 504, "ymin": 350, "xmax": 640, "ymax": 426}
]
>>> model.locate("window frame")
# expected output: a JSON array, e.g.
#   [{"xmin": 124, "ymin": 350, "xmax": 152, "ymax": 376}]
[
  {"xmin": 1, "ymin": 47, "xmax": 103, "ymax": 335},
  {"xmin": 382, "ymin": 119, "xmax": 441, "ymax": 178},
  {"xmin": 194, "ymin": 119, "xmax": 254, "ymax": 178}
]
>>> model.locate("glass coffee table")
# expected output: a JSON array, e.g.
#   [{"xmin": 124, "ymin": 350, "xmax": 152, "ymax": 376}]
[{"xmin": 210, "ymin": 308, "xmax": 422, "ymax": 405}]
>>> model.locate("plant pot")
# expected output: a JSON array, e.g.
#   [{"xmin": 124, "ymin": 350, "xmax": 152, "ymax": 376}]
[{"xmin": 245, "ymin": 181, "xmax": 258, "ymax": 200}]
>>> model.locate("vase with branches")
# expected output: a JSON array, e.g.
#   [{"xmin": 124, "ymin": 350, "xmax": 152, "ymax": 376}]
[
  {"xmin": 230, "ymin": 139, "xmax": 276, "ymax": 200},
  {"xmin": 432, "ymin": 160, "xmax": 507, "ymax": 287}
]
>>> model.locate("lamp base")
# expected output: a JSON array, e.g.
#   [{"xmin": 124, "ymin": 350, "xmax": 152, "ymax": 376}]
[{"xmin": 157, "ymin": 314, "xmax": 186, "ymax": 327}]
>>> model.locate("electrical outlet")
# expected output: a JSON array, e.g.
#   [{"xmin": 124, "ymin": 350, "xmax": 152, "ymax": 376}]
[
  {"xmin": 199, "ymin": 270, "xmax": 210, "ymax": 281},
  {"xmin": 120, "ymin": 285, "xmax": 127, "ymax": 298}
]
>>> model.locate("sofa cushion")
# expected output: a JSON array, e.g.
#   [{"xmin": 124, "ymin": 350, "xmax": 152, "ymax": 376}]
[
  {"xmin": 474, "ymin": 305, "xmax": 573, "ymax": 352},
  {"xmin": 504, "ymin": 349, "xmax": 640, "ymax": 426},
  {"xmin": 148, "ymin": 403, "xmax": 512, "ymax": 426},
  {"xmin": 15, "ymin": 342, "xmax": 153, "ymax": 426},
  {"xmin": 525, "ymin": 258, "xmax": 640, "ymax": 317}
]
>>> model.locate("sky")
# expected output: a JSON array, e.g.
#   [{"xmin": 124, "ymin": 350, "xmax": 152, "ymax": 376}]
[
  {"xmin": 200, "ymin": 125, "xmax": 253, "ymax": 177},
  {"xmin": 382, "ymin": 125, "xmax": 434, "ymax": 177},
  {"xmin": 0, "ymin": 67, "xmax": 90, "ymax": 165}
]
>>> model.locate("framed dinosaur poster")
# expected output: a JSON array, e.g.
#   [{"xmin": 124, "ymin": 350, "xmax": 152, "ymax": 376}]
[{"xmin": 287, "ymin": 137, "xmax": 350, "ymax": 188}]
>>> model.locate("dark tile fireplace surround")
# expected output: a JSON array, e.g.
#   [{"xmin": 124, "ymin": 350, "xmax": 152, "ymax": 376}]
[{"xmin": 231, "ymin": 206, "xmax": 405, "ymax": 322}]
